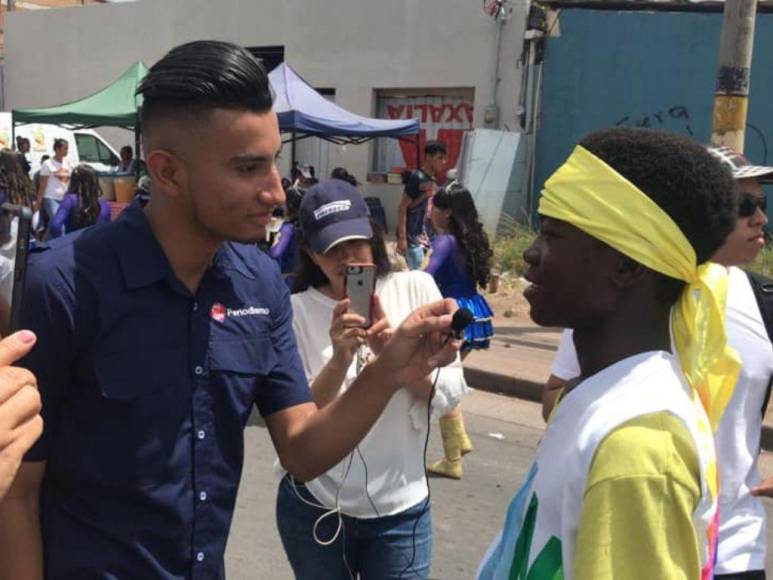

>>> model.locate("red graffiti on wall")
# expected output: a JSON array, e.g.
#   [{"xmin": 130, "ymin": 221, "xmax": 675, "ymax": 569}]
[{"xmin": 386, "ymin": 103, "xmax": 474, "ymax": 125}]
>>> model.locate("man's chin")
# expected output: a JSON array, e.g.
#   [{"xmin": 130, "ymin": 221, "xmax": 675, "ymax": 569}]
[
  {"xmin": 227, "ymin": 227, "xmax": 267, "ymax": 245},
  {"xmin": 527, "ymin": 305, "xmax": 563, "ymax": 328}
]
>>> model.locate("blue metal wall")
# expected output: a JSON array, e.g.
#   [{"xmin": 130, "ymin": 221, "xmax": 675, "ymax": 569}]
[{"xmin": 535, "ymin": 9, "xmax": 773, "ymax": 210}]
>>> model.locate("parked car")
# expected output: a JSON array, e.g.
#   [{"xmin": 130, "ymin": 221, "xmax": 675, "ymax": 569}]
[{"xmin": 0, "ymin": 113, "xmax": 120, "ymax": 175}]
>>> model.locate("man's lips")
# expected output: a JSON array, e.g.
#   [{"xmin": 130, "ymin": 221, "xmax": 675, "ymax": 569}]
[{"xmin": 523, "ymin": 271, "xmax": 541, "ymax": 300}]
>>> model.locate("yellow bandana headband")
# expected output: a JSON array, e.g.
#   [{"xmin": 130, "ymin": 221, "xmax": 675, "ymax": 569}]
[{"xmin": 539, "ymin": 145, "xmax": 740, "ymax": 431}]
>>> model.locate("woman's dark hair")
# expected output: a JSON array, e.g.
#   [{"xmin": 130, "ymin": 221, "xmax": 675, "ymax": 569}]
[
  {"xmin": 292, "ymin": 219, "xmax": 392, "ymax": 293},
  {"xmin": 0, "ymin": 150, "xmax": 35, "ymax": 206},
  {"xmin": 330, "ymin": 167, "xmax": 357, "ymax": 187},
  {"xmin": 137, "ymin": 40, "xmax": 273, "ymax": 135},
  {"xmin": 433, "ymin": 185, "xmax": 493, "ymax": 289},
  {"xmin": 579, "ymin": 127, "xmax": 737, "ymax": 305},
  {"xmin": 68, "ymin": 164, "xmax": 102, "ymax": 228},
  {"xmin": 53, "ymin": 138, "xmax": 67, "ymax": 153}
]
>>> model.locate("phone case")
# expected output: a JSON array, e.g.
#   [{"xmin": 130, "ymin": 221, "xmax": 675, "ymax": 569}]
[{"xmin": 345, "ymin": 263, "xmax": 376, "ymax": 327}]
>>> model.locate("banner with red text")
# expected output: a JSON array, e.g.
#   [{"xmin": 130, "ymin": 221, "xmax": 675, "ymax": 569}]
[{"xmin": 374, "ymin": 95, "xmax": 473, "ymax": 184}]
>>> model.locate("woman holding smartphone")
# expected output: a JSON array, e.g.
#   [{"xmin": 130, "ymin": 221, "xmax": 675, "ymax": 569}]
[
  {"xmin": 275, "ymin": 179, "xmax": 467, "ymax": 579},
  {"xmin": 424, "ymin": 184, "xmax": 494, "ymax": 480}
]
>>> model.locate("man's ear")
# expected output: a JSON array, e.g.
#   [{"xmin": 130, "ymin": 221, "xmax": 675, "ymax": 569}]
[
  {"xmin": 146, "ymin": 148, "xmax": 185, "ymax": 198},
  {"xmin": 611, "ymin": 255, "xmax": 648, "ymax": 289}
]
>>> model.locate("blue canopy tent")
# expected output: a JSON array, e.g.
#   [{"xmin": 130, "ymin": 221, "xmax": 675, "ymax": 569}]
[{"xmin": 269, "ymin": 63, "xmax": 421, "ymax": 166}]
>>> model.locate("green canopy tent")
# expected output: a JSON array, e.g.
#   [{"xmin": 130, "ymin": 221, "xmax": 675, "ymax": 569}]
[{"xmin": 12, "ymin": 61, "xmax": 148, "ymax": 160}]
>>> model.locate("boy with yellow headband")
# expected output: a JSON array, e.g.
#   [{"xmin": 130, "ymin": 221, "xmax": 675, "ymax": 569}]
[{"xmin": 477, "ymin": 128, "xmax": 738, "ymax": 580}]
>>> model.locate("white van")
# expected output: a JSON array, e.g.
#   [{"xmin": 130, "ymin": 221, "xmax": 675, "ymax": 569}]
[{"xmin": 0, "ymin": 112, "xmax": 121, "ymax": 175}]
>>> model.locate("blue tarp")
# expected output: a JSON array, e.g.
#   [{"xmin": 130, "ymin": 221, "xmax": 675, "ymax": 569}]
[{"xmin": 269, "ymin": 63, "xmax": 419, "ymax": 142}]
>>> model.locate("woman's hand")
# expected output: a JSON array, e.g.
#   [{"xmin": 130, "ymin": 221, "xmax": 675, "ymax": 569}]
[
  {"xmin": 329, "ymin": 299, "xmax": 367, "ymax": 368},
  {"xmin": 365, "ymin": 296, "xmax": 393, "ymax": 356}
]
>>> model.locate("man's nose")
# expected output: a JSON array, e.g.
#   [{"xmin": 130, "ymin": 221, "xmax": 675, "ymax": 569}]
[{"xmin": 262, "ymin": 165, "xmax": 285, "ymax": 206}]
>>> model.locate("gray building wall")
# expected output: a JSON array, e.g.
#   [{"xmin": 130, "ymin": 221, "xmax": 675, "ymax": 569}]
[{"xmin": 3, "ymin": 0, "xmax": 527, "ymax": 221}]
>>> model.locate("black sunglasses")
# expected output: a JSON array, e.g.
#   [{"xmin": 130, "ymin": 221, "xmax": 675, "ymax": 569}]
[{"xmin": 739, "ymin": 194, "xmax": 767, "ymax": 218}]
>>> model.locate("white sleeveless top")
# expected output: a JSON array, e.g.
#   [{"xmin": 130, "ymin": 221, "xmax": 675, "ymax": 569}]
[{"xmin": 478, "ymin": 351, "xmax": 719, "ymax": 580}]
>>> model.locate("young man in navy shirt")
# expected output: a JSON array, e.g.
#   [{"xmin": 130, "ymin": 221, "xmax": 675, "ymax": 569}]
[
  {"xmin": 0, "ymin": 41, "xmax": 459, "ymax": 579},
  {"xmin": 397, "ymin": 140, "xmax": 447, "ymax": 270}
]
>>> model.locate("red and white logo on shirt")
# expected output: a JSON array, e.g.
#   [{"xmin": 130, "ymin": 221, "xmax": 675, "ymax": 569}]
[
  {"xmin": 210, "ymin": 303, "xmax": 270, "ymax": 323},
  {"xmin": 210, "ymin": 303, "xmax": 226, "ymax": 323}
]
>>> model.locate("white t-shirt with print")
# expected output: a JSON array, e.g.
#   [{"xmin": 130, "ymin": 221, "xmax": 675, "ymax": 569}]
[
  {"xmin": 40, "ymin": 158, "xmax": 71, "ymax": 201},
  {"xmin": 283, "ymin": 270, "xmax": 469, "ymax": 518},
  {"xmin": 549, "ymin": 266, "xmax": 773, "ymax": 574}
]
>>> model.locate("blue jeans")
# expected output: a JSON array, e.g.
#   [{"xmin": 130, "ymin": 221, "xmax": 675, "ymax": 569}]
[
  {"xmin": 276, "ymin": 476, "xmax": 432, "ymax": 579},
  {"xmin": 42, "ymin": 198, "xmax": 61, "ymax": 240},
  {"xmin": 405, "ymin": 245, "xmax": 425, "ymax": 270}
]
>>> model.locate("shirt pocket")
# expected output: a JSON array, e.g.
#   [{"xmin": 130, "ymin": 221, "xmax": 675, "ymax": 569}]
[
  {"xmin": 207, "ymin": 335, "xmax": 278, "ymax": 424},
  {"xmin": 95, "ymin": 346, "xmax": 186, "ymax": 401},
  {"xmin": 91, "ymin": 346, "xmax": 188, "ymax": 486},
  {"xmin": 208, "ymin": 335, "xmax": 277, "ymax": 376}
]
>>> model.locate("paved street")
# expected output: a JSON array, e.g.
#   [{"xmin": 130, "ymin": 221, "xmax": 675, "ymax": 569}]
[{"xmin": 226, "ymin": 390, "xmax": 773, "ymax": 579}]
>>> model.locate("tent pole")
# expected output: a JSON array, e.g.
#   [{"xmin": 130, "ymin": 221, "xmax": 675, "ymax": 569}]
[
  {"xmin": 134, "ymin": 127, "xmax": 141, "ymax": 179},
  {"xmin": 291, "ymin": 130, "xmax": 297, "ymax": 172}
]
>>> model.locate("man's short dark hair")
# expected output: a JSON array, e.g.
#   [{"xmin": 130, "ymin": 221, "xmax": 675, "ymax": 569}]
[
  {"xmin": 424, "ymin": 140, "xmax": 447, "ymax": 157},
  {"xmin": 579, "ymin": 127, "xmax": 736, "ymax": 304},
  {"xmin": 53, "ymin": 138, "xmax": 67, "ymax": 152},
  {"xmin": 120, "ymin": 145, "xmax": 133, "ymax": 156},
  {"xmin": 137, "ymin": 40, "xmax": 273, "ymax": 135}
]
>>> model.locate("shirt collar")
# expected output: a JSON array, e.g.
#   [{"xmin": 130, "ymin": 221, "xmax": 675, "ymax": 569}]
[
  {"xmin": 115, "ymin": 204, "xmax": 256, "ymax": 289},
  {"xmin": 212, "ymin": 243, "xmax": 257, "ymax": 281},
  {"xmin": 115, "ymin": 204, "xmax": 174, "ymax": 289}
]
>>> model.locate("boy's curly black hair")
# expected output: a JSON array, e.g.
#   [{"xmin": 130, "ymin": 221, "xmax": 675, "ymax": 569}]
[{"xmin": 579, "ymin": 127, "xmax": 737, "ymax": 305}]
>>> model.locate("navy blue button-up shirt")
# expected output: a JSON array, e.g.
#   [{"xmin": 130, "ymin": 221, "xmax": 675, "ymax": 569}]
[{"xmin": 22, "ymin": 204, "xmax": 312, "ymax": 579}]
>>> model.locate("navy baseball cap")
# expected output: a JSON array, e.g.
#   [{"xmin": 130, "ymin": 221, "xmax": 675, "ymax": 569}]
[{"xmin": 299, "ymin": 179, "xmax": 373, "ymax": 254}]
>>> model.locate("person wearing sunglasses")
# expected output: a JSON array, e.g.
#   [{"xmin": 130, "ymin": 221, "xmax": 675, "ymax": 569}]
[{"xmin": 542, "ymin": 144, "xmax": 773, "ymax": 580}]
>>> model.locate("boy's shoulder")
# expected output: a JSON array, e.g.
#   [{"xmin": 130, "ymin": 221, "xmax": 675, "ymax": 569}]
[{"xmin": 589, "ymin": 411, "xmax": 700, "ymax": 490}]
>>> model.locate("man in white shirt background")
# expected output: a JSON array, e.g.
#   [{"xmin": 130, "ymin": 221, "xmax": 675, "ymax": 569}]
[{"xmin": 35, "ymin": 138, "xmax": 71, "ymax": 239}]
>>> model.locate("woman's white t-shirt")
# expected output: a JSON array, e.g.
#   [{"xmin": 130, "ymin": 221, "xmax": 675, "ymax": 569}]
[
  {"xmin": 40, "ymin": 158, "xmax": 71, "ymax": 201},
  {"xmin": 285, "ymin": 270, "xmax": 469, "ymax": 518},
  {"xmin": 550, "ymin": 266, "xmax": 773, "ymax": 574}
]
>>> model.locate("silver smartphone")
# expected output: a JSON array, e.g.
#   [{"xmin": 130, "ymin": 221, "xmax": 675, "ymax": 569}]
[{"xmin": 345, "ymin": 263, "xmax": 376, "ymax": 328}]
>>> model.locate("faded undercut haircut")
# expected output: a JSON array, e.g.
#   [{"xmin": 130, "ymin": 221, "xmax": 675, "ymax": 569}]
[{"xmin": 137, "ymin": 40, "xmax": 274, "ymax": 146}]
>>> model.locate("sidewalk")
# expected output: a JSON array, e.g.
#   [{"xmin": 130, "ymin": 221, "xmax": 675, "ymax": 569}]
[{"xmin": 462, "ymin": 286, "xmax": 773, "ymax": 451}]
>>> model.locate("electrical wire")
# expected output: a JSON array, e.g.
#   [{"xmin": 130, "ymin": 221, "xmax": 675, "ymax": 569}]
[{"xmin": 398, "ymin": 367, "xmax": 441, "ymax": 580}]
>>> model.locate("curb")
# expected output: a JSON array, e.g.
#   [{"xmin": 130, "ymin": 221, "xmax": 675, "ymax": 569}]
[
  {"xmin": 465, "ymin": 365, "xmax": 773, "ymax": 452},
  {"xmin": 463, "ymin": 366, "xmax": 543, "ymax": 404}
]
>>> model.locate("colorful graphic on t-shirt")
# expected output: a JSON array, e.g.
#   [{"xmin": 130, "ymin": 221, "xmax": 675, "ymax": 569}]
[
  {"xmin": 509, "ymin": 494, "xmax": 563, "ymax": 580},
  {"xmin": 53, "ymin": 166, "xmax": 70, "ymax": 186},
  {"xmin": 478, "ymin": 463, "xmax": 565, "ymax": 580}
]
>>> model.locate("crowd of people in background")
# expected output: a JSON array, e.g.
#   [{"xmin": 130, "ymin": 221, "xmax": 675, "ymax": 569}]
[{"xmin": 0, "ymin": 38, "xmax": 771, "ymax": 580}]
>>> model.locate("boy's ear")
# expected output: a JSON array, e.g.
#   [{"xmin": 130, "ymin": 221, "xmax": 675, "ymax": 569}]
[{"xmin": 611, "ymin": 255, "xmax": 648, "ymax": 289}]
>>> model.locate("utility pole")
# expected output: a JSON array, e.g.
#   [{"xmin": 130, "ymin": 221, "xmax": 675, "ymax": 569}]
[
  {"xmin": 7, "ymin": 0, "xmax": 15, "ymax": 11},
  {"xmin": 711, "ymin": 0, "xmax": 758, "ymax": 153}
]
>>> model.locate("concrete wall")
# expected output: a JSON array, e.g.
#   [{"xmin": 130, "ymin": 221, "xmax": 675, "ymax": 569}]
[
  {"xmin": 535, "ymin": 9, "xmax": 773, "ymax": 217},
  {"xmin": 4, "ymin": 0, "xmax": 528, "ymax": 224}
]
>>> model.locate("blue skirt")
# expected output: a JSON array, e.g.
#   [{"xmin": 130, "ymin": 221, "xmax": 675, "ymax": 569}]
[{"xmin": 453, "ymin": 293, "xmax": 494, "ymax": 351}]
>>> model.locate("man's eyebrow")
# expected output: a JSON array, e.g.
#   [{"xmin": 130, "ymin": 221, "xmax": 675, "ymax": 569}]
[{"xmin": 231, "ymin": 150, "xmax": 283, "ymax": 163}]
